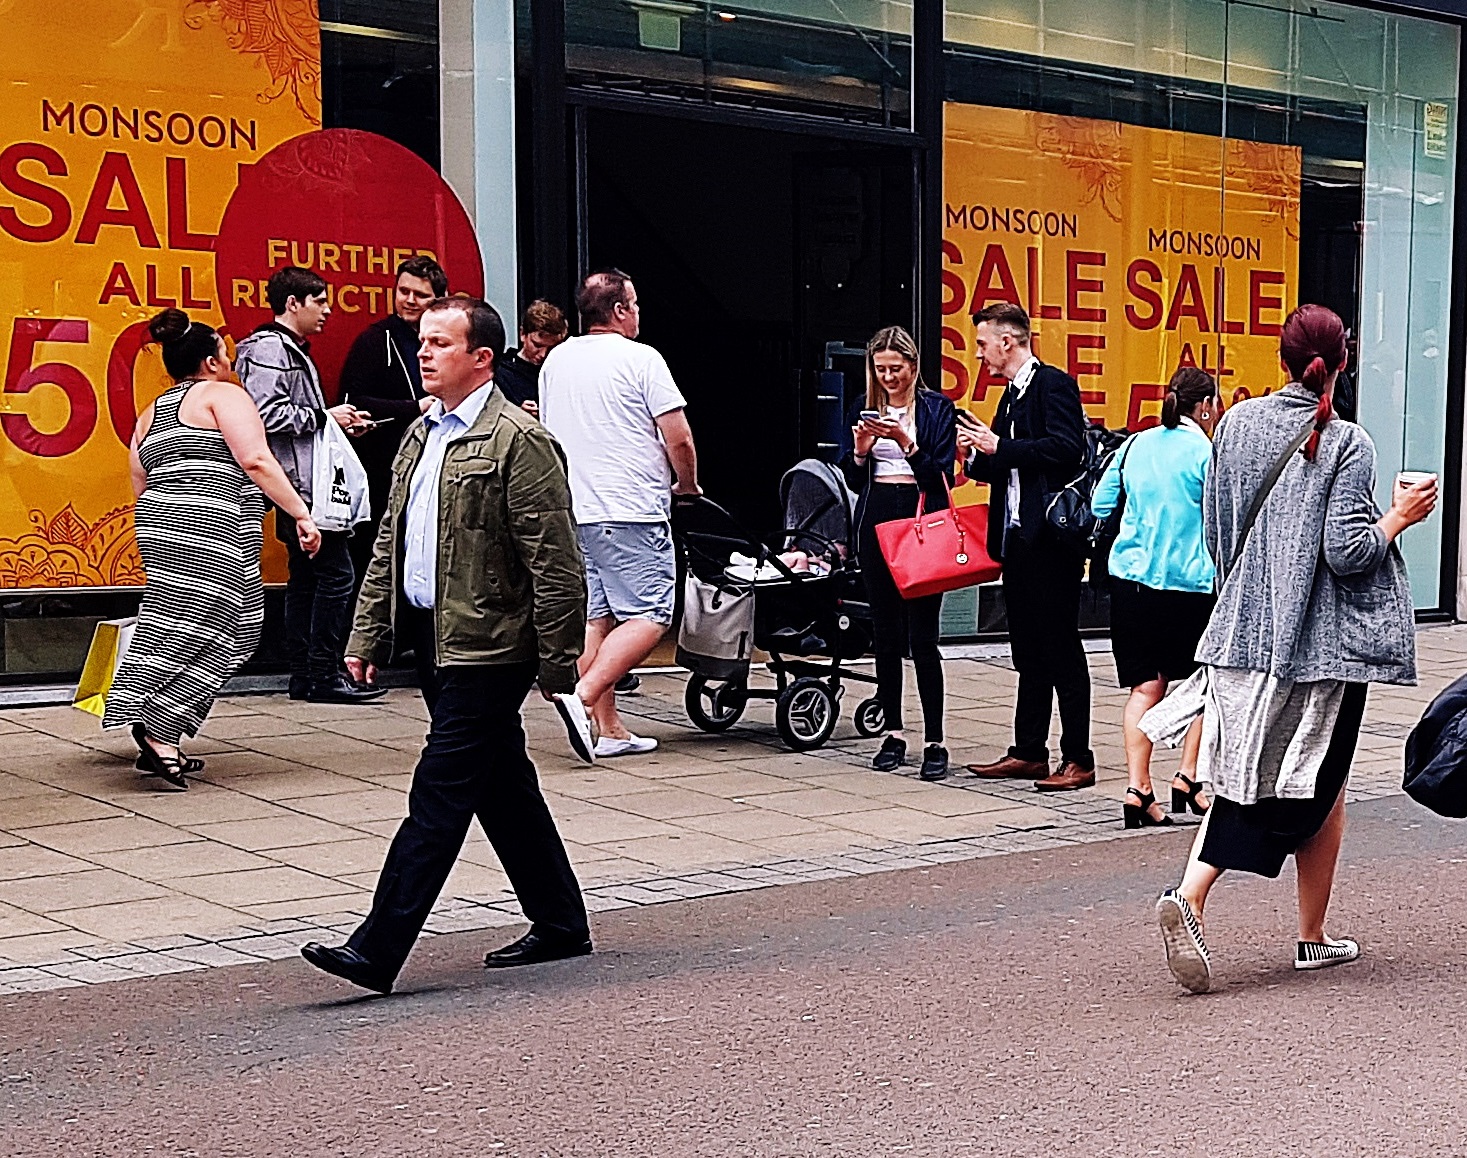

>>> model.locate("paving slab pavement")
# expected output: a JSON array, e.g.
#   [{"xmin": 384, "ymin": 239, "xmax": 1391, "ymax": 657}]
[{"xmin": 0, "ymin": 624, "xmax": 1461, "ymax": 991}]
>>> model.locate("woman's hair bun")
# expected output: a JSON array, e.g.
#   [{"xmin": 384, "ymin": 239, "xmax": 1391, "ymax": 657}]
[
  {"xmin": 147, "ymin": 308, "xmax": 191, "ymax": 345},
  {"xmin": 147, "ymin": 309, "xmax": 221, "ymax": 381}
]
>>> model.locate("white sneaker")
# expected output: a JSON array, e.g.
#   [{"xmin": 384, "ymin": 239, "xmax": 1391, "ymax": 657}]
[
  {"xmin": 552, "ymin": 693, "xmax": 596, "ymax": 764},
  {"xmin": 594, "ymin": 733, "xmax": 658, "ymax": 758},
  {"xmin": 1156, "ymin": 888, "xmax": 1211, "ymax": 994},
  {"xmin": 1295, "ymin": 936, "xmax": 1360, "ymax": 971}
]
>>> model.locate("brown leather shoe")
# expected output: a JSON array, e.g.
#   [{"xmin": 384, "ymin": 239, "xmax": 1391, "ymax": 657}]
[
  {"xmin": 1035, "ymin": 761, "xmax": 1096, "ymax": 792},
  {"xmin": 966, "ymin": 756, "xmax": 1049, "ymax": 780}
]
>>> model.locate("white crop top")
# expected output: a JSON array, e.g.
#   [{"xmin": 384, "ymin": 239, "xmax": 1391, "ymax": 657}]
[{"xmin": 871, "ymin": 406, "xmax": 916, "ymax": 480}]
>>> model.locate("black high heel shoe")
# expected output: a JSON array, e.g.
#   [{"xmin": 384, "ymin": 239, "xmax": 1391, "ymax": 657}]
[
  {"xmin": 1123, "ymin": 787, "xmax": 1174, "ymax": 829},
  {"xmin": 1171, "ymin": 774, "xmax": 1210, "ymax": 816}
]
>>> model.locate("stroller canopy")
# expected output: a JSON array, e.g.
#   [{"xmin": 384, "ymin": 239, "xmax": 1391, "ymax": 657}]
[{"xmin": 779, "ymin": 459, "xmax": 855, "ymax": 561}]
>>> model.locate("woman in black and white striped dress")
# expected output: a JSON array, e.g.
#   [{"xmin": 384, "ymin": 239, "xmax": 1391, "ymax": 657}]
[{"xmin": 104, "ymin": 310, "xmax": 321, "ymax": 789}]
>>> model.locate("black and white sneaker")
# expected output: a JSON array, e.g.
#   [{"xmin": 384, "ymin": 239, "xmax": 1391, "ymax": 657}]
[
  {"xmin": 1295, "ymin": 937, "xmax": 1360, "ymax": 971},
  {"xmin": 1156, "ymin": 888, "xmax": 1211, "ymax": 994}
]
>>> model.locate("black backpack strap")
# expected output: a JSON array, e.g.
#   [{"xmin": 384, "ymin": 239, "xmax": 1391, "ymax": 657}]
[
  {"xmin": 1226, "ymin": 420, "xmax": 1316, "ymax": 575},
  {"xmin": 1116, "ymin": 433, "xmax": 1136, "ymax": 485}
]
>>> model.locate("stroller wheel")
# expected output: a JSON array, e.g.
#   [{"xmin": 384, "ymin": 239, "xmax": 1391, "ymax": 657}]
[
  {"xmin": 853, "ymin": 697, "xmax": 886, "ymax": 738},
  {"xmin": 685, "ymin": 675, "xmax": 747, "ymax": 733},
  {"xmin": 775, "ymin": 677, "xmax": 838, "ymax": 751}
]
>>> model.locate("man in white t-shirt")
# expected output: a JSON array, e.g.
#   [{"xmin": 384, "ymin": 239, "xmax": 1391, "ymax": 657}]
[{"xmin": 540, "ymin": 270, "xmax": 700, "ymax": 760}]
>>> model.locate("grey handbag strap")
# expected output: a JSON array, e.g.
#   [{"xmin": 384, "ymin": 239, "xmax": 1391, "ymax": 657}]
[{"xmin": 1227, "ymin": 421, "xmax": 1316, "ymax": 574}]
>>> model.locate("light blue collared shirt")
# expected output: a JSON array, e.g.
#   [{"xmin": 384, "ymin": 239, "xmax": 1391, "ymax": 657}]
[{"xmin": 402, "ymin": 383, "xmax": 494, "ymax": 609}]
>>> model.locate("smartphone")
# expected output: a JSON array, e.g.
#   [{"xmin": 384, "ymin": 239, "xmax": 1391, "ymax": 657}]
[{"xmin": 859, "ymin": 410, "xmax": 882, "ymax": 422}]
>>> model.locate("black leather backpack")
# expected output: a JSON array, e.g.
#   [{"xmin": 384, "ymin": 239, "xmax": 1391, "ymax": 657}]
[{"xmin": 1404, "ymin": 672, "xmax": 1467, "ymax": 818}]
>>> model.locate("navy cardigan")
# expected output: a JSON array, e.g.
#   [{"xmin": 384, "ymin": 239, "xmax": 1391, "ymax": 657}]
[{"xmin": 840, "ymin": 388, "xmax": 958, "ymax": 530}]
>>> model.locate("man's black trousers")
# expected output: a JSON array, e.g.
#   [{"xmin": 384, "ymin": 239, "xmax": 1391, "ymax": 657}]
[
  {"xmin": 349, "ymin": 613, "xmax": 588, "ymax": 978},
  {"xmin": 1000, "ymin": 535, "xmax": 1093, "ymax": 769},
  {"xmin": 279, "ymin": 522, "xmax": 354, "ymax": 685}
]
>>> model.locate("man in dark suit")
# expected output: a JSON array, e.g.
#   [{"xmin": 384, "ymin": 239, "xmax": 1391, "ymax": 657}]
[
  {"xmin": 300, "ymin": 296, "xmax": 591, "ymax": 994},
  {"xmin": 958, "ymin": 302, "xmax": 1095, "ymax": 791}
]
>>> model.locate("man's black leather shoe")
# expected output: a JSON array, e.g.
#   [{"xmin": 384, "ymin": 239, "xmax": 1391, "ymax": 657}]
[
  {"xmin": 300, "ymin": 942, "xmax": 393, "ymax": 994},
  {"xmin": 305, "ymin": 675, "xmax": 387, "ymax": 704},
  {"xmin": 287, "ymin": 677, "xmax": 309, "ymax": 701},
  {"xmin": 483, "ymin": 930, "xmax": 593, "ymax": 969}
]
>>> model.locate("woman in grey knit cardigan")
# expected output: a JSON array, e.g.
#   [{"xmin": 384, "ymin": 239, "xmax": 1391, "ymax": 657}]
[{"xmin": 1148, "ymin": 304, "xmax": 1438, "ymax": 994}]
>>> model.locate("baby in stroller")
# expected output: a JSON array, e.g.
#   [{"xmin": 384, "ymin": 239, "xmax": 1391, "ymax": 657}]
[{"xmin": 674, "ymin": 460, "xmax": 883, "ymax": 752}]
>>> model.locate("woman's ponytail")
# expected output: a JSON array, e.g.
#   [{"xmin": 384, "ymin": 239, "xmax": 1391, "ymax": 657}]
[
  {"xmin": 1300, "ymin": 354, "xmax": 1330, "ymax": 394},
  {"xmin": 1279, "ymin": 306, "xmax": 1347, "ymax": 462},
  {"xmin": 1160, "ymin": 390, "xmax": 1180, "ymax": 429},
  {"xmin": 1161, "ymin": 366, "xmax": 1216, "ymax": 429}
]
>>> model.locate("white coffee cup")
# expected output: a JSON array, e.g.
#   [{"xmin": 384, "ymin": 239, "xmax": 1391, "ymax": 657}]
[{"xmin": 1396, "ymin": 470, "xmax": 1437, "ymax": 489}]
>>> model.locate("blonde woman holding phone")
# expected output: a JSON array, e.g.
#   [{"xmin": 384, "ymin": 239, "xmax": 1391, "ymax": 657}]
[{"xmin": 841, "ymin": 326, "xmax": 957, "ymax": 781}]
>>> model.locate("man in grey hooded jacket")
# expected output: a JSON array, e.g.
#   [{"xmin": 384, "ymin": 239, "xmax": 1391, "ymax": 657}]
[{"xmin": 236, "ymin": 265, "xmax": 383, "ymax": 705}]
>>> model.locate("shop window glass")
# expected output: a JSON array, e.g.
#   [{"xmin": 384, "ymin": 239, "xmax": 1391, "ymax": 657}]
[
  {"xmin": 944, "ymin": 0, "xmax": 1459, "ymax": 609},
  {"xmin": 565, "ymin": 0, "xmax": 913, "ymax": 128},
  {"xmin": 321, "ymin": 0, "xmax": 441, "ymax": 169}
]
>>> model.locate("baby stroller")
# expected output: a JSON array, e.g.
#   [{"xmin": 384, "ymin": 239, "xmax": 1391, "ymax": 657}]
[{"xmin": 672, "ymin": 459, "xmax": 885, "ymax": 751}]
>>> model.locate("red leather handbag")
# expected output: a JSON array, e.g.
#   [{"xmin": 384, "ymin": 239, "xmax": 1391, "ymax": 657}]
[{"xmin": 873, "ymin": 479, "xmax": 1001, "ymax": 599}]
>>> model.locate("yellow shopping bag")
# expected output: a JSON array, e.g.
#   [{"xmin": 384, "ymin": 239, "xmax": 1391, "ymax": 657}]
[{"xmin": 72, "ymin": 617, "xmax": 137, "ymax": 718}]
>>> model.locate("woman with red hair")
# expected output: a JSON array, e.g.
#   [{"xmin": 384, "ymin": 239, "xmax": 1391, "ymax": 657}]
[{"xmin": 1148, "ymin": 304, "xmax": 1437, "ymax": 993}]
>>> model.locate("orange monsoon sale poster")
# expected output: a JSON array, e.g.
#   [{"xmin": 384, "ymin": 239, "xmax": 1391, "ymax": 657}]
[
  {"xmin": 942, "ymin": 102, "xmax": 1301, "ymax": 500},
  {"xmin": 0, "ymin": 0, "xmax": 321, "ymax": 590}
]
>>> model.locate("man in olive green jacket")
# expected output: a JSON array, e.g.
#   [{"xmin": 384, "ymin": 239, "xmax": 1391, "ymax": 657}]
[{"xmin": 301, "ymin": 297, "xmax": 591, "ymax": 994}]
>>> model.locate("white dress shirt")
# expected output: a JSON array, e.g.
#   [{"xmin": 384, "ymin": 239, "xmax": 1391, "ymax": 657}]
[
  {"xmin": 1004, "ymin": 355, "xmax": 1041, "ymax": 529},
  {"xmin": 402, "ymin": 383, "xmax": 493, "ymax": 609}
]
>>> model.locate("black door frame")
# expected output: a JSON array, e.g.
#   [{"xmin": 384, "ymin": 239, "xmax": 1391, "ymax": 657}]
[{"xmin": 525, "ymin": 0, "xmax": 945, "ymax": 387}]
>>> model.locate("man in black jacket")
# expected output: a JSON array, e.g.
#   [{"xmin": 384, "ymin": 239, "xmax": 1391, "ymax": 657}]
[
  {"xmin": 493, "ymin": 299, "xmax": 569, "ymax": 416},
  {"xmin": 958, "ymin": 302, "xmax": 1095, "ymax": 791},
  {"xmin": 340, "ymin": 256, "xmax": 448, "ymax": 598},
  {"xmin": 237, "ymin": 266, "xmax": 382, "ymax": 706}
]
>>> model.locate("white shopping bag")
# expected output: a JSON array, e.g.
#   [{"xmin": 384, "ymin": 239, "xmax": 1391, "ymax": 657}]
[{"xmin": 309, "ymin": 420, "xmax": 371, "ymax": 532}]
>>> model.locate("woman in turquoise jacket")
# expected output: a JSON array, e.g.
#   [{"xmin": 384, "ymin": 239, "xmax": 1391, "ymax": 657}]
[{"xmin": 1091, "ymin": 367, "xmax": 1221, "ymax": 827}]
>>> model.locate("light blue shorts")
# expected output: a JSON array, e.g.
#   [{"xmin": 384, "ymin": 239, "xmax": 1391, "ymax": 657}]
[{"xmin": 578, "ymin": 521, "xmax": 676, "ymax": 626}]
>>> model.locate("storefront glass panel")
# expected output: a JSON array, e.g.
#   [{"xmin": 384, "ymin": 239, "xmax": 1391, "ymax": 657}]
[
  {"xmin": 943, "ymin": 0, "xmax": 1460, "ymax": 610},
  {"xmin": 0, "ymin": 3, "xmax": 443, "ymax": 681},
  {"xmin": 564, "ymin": 0, "xmax": 913, "ymax": 127}
]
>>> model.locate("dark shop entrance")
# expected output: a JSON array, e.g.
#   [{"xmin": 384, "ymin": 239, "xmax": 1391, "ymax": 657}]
[{"xmin": 578, "ymin": 107, "xmax": 916, "ymax": 533}]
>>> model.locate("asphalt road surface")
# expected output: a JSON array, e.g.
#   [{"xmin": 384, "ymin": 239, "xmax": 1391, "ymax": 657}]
[{"xmin": 6, "ymin": 796, "xmax": 1467, "ymax": 1157}]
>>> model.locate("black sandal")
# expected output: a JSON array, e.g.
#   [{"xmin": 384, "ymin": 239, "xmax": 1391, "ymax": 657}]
[
  {"xmin": 1171, "ymin": 774, "xmax": 1210, "ymax": 816},
  {"xmin": 130, "ymin": 722, "xmax": 202, "ymax": 774},
  {"xmin": 131, "ymin": 724, "xmax": 189, "ymax": 790},
  {"xmin": 1123, "ymin": 786, "xmax": 1174, "ymax": 829},
  {"xmin": 134, "ymin": 755, "xmax": 204, "ymax": 776}
]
